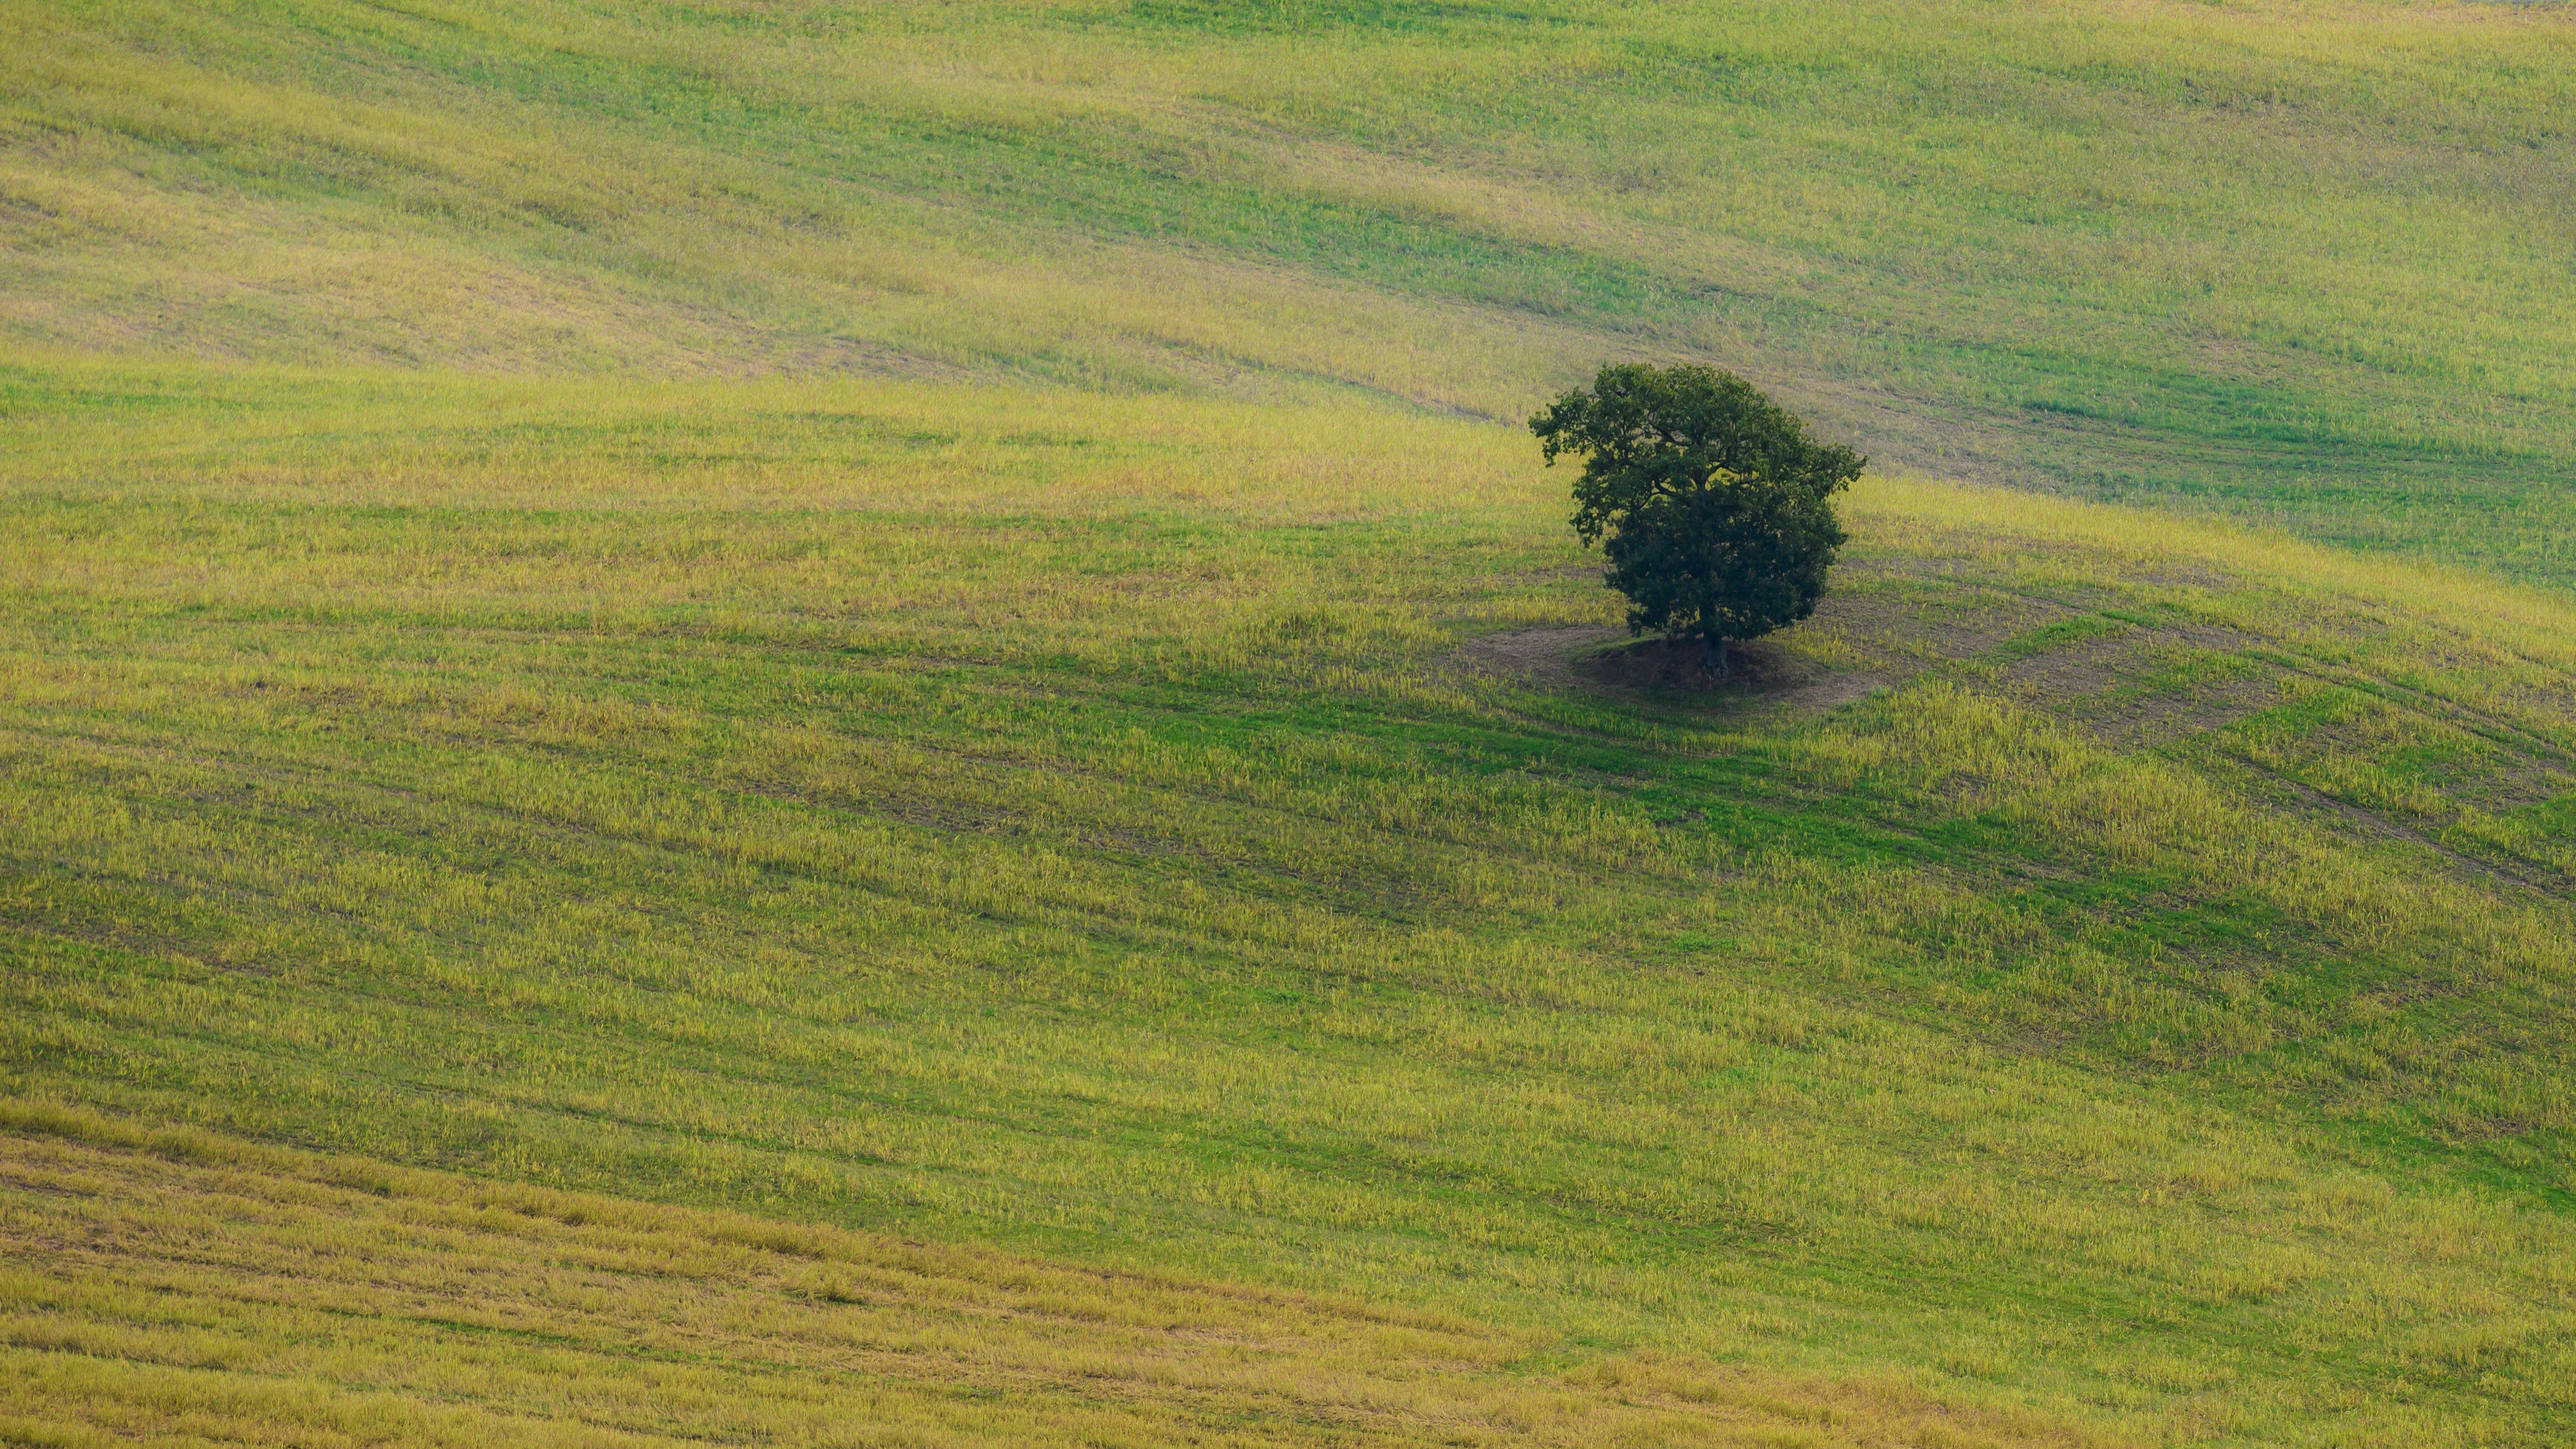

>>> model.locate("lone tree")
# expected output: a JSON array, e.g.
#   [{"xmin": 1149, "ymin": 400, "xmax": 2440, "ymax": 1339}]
[{"xmin": 1531, "ymin": 363, "xmax": 1863, "ymax": 677}]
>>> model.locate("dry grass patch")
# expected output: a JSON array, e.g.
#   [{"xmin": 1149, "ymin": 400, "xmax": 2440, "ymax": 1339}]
[{"xmin": 0, "ymin": 1103, "xmax": 2114, "ymax": 1449}]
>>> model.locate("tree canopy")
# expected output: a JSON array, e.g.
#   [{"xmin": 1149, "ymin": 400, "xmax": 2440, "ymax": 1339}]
[{"xmin": 1531, "ymin": 364, "xmax": 1865, "ymax": 675}]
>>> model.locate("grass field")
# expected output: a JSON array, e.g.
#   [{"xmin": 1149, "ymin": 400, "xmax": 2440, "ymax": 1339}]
[
  {"xmin": 6, "ymin": 0, "xmax": 2576, "ymax": 575},
  {"xmin": 6, "ymin": 0, "xmax": 2576, "ymax": 1445},
  {"xmin": 8, "ymin": 359, "xmax": 2576, "ymax": 1443}
]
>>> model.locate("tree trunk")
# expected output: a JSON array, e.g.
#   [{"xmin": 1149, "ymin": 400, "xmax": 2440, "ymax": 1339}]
[{"xmin": 1703, "ymin": 633, "xmax": 1729, "ymax": 679}]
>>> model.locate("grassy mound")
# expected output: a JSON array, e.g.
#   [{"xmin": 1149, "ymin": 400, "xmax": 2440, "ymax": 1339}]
[{"xmin": 6, "ymin": 361, "xmax": 2575, "ymax": 1444}]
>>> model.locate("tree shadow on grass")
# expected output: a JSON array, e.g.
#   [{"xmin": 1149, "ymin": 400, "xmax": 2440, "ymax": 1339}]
[{"xmin": 1461, "ymin": 625, "xmax": 1881, "ymax": 713}]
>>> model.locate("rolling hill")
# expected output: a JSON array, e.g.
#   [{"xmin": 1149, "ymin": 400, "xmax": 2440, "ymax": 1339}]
[{"xmin": 5, "ymin": 2, "xmax": 2576, "ymax": 1445}]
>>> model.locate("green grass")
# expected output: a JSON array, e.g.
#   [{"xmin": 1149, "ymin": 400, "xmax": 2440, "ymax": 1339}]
[
  {"xmin": 5, "ymin": 0, "xmax": 2576, "ymax": 578},
  {"xmin": 6, "ymin": 360, "xmax": 2576, "ymax": 1444},
  {"xmin": 7, "ymin": 0, "xmax": 2576, "ymax": 1442}
]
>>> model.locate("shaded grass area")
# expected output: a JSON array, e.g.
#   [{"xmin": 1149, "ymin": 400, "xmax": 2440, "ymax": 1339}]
[
  {"xmin": 4, "ymin": 0, "xmax": 2574, "ymax": 579},
  {"xmin": 5, "ymin": 364, "xmax": 2576, "ymax": 1442}
]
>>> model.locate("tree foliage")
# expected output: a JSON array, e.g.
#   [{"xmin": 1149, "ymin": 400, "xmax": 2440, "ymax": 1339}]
[{"xmin": 1531, "ymin": 363, "xmax": 1864, "ymax": 674}]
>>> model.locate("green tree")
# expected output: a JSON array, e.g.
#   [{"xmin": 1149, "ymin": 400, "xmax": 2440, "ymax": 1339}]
[{"xmin": 1531, "ymin": 363, "xmax": 1865, "ymax": 677}]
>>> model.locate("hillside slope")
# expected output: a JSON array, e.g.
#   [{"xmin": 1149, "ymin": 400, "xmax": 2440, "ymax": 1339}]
[
  {"xmin": 4, "ymin": 0, "xmax": 2574, "ymax": 576},
  {"xmin": 7, "ymin": 0, "xmax": 2576, "ymax": 1442},
  {"xmin": 6, "ymin": 361, "xmax": 2576, "ymax": 1443}
]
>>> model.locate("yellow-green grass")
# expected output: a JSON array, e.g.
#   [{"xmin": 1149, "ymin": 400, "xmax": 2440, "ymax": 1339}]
[
  {"xmin": 5, "ymin": 0, "xmax": 2575, "ymax": 579},
  {"xmin": 10, "ymin": 1102, "xmax": 2117, "ymax": 1449},
  {"xmin": 11, "ymin": 0, "xmax": 2576, "ymax": 1438},
  {"xmin": 7, "ymin": 356, "xmax": 2576, "ymax": 1443}
]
